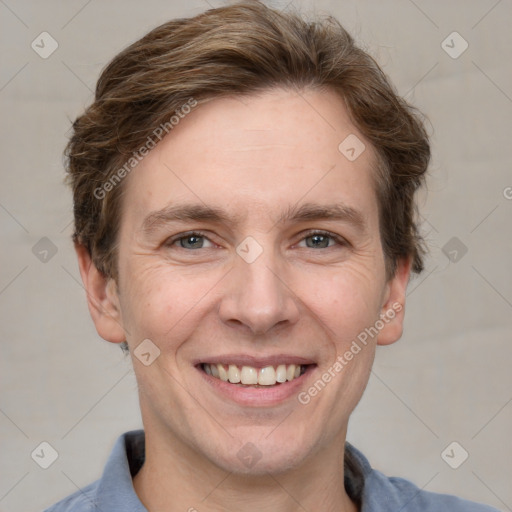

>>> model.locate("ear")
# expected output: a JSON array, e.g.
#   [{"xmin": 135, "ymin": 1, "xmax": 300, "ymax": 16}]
[
  {"xmin": 74, "ymin": 243, "xmax": 126, "ymax": 344},
  {"xmin": 377, "ymin": 257, "xmax": 412, "ymax": 346}
]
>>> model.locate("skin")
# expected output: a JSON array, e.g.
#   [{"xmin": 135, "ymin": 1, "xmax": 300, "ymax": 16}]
[{"xmin": 76, "ymin": 87, "xmax": 411, "ymax": 512}]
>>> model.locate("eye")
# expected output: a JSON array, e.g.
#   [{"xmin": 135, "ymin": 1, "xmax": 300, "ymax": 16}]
[
  {"xmin": 165, "ymin": 231, "xmax": 214, "ymax": 250},
  {"xmin": 297, "ymin": 230, "xmax": 346, "ymax": 249}
]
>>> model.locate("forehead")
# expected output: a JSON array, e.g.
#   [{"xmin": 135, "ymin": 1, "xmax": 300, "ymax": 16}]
[{"xmin": 121, "ymin": 87, "xmax": 380, "ymax": 231}]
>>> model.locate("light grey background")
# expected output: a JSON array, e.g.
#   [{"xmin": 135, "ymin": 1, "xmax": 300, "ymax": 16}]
[{"xmin": 1, "ymin": 0, "xmax": 511, "ymax": 511}]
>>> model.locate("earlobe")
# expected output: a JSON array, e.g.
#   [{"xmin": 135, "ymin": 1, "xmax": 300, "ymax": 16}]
[
  {"xmin": 377, "ymin": 257, "xmax": 412, "ymax": 346},
  {"xmin": 74, "ymin": 243, "xmax": 126, "ymax": 344}
]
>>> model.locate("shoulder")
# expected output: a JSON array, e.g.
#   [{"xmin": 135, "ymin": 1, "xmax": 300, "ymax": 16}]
[
  {"xmin": 42, "ymin": 429, "xmax": 146, "ymax": 512},
  {"xmin": 368, "ymin": 471, "xmax": 500, "ymax": 511},
  {"xmin": 345, "ymin": 443, "xmax": 499, "ymax": 512},
  {"xmin": 42, "ymin": 480, "xmax": 100, "ymax": 512}
]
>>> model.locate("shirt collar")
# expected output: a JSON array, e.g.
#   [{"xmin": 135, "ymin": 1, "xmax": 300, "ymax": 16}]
[{"xmin": 94, "ymin": 430, "xmax": 147, "ymax": 511}]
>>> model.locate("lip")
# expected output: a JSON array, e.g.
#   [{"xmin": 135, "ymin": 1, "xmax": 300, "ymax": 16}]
[{"xmin": 195, "ymin": 361, "xmax": 317, "ymax": 407}]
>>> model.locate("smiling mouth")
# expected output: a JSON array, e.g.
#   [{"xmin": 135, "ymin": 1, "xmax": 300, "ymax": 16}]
[{"xmin": 200, "ymin": 363, "xmax": 311, "ymax": 387}]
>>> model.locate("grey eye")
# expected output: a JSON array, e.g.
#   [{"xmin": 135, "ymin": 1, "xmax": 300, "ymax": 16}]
[
  {"xmin": 304, "ymin": 233, "xmax": 334, "ymax": 249},
  {"xmin": 178, "ymin": 234, "xmax": 207, "ymax": 249}
]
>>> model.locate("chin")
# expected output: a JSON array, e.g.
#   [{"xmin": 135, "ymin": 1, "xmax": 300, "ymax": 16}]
[{"xmin": 205, "ymin": 431, "xmax": 316, "ymax": 476}]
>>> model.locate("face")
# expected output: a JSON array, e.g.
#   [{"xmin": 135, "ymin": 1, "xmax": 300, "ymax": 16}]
[{"xmin": 80, "ymin": 87, "xmax": 410, "ymax": 475}]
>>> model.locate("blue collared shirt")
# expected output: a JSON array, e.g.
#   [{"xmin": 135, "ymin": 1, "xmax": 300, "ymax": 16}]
[{"xmin": 44, "ymin": 430, "xmax": 499, "ymax": 511}]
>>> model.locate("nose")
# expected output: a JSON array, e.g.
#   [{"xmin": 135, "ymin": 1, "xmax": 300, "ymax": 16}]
[{"xmin": 218, "ymin": 247, "xmax": 300, "ymax": 336}]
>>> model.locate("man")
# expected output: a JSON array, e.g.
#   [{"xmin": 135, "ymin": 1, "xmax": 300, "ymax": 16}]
[{"xmin": 46, "ymin": 1, "xmax": 499, "ymax": 510}]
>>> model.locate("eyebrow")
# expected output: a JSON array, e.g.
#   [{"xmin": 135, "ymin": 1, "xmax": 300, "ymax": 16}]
[
  {"xmin": 141, "ymin": 204, "xmax": 240, "ymax": 236},
  {"xmin": 141, "ymin": 201, "xmax": 367, "ymax": 236},
  {"xmin": 277, "ymin": 202, "xmax": 366, "ymax": 232}
]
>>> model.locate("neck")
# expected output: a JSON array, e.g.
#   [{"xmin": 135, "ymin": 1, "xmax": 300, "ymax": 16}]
[{"xmin": 133, "ymin": 428, "xmax": 359, "ymax": 512}]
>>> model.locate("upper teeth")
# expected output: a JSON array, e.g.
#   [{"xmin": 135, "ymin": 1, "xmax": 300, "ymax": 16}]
[{"xmin": 203, "ymin": 363, "xmax": 304, "ymax": 386}]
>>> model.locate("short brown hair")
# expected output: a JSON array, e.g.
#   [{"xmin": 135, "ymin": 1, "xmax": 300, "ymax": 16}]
[{"xmin": 65, "ymin": 0, "xmax": 430, "ymax": 281}]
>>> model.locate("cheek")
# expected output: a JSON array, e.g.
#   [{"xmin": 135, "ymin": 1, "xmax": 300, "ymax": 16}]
[
  {"xmin": 119, "ymin": 260, "xmax": 220, "ymax": 346},
  {"xmin": 295, "ymin": 262, "xmax": 384, "ymax": 341}
]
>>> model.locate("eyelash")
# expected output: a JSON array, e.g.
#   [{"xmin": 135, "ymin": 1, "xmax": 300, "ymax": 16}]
[{"xmin": 164, "ymin": 230, "xmax": 348, "ymax": 250}]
